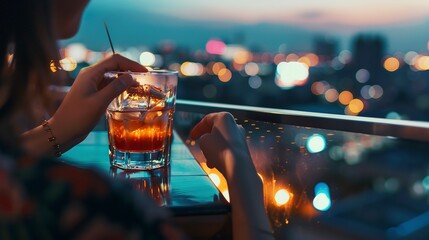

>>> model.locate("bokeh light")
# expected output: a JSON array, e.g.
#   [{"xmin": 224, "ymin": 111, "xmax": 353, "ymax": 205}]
[
  {"xmin": 140, "ymin": 51, "xmax": 156, "ymax": 66},
  {"xmin": 311, "ymin": 81, "xmax": 329, "ymax": 95},
  {"xmin": 348, "ymin": 99, "xmax": 365, "ymax": 114},
  {"xmin": 274, "ymin": 189, "xmax": 291, "ymax": 206},
  {"xmin": 339, "ymin": 91, "xmax": 354, "ymax": 105},
  {"xmin": 218, "ymin": 68, "xmax": 232, "ymax": 82},
  {"xmin": 275, "ymin": 61, "xmax": 309, "ymax": 89},
  {"xmin": 65, "ymin": 43, "xmax": 87, "ymax": 63},
  {"xmin": 212, "ymin": 62, "xmax": 226, "ymax": 75},
  {"xmin": 206, "ymin": 39, "xmax": 226, "ymax": 55},
  {"xmin": 306, "ymin": 134, "xmax": 326, "ymax": 153},
  {"xmin": 384, "ymin": 57, "xmax": 400, "ymax": 72},
  {"xmin": 59, "ymin": 57, "xmax": 77, "ymax": 71},
  {"xmin": 313, "ymin": 182, "xmax": 331, "ymax": 211},
  {"xmin": 248, "ymin": 76, "xmax": 262, "ymax": 89},
  {"xmin": 369, "ymin": 85, "xmax": 383, "ymax": 99},
  {"xmin": 355, "ymin": 69, "xmax": 370, "ymax": 83},
  {"xmin": 324, "ymin": 88, "xmax": 339, "ymax": 102},
  {"xmin": 180, "ymin": 61, "xmax": 204, "ymax": 76},
  {"xmin": 244, "ymin": 62, "xmax": 259, "ymax": 76}
]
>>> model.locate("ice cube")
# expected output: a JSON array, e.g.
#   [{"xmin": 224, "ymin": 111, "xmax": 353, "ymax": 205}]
[
  {"xmin": 122, "ymin": 84, "xmax": 166, "ymax": 110},
  {"xmin": 113, "ymin": 111, "xmax": 141, "ymax": 121}
]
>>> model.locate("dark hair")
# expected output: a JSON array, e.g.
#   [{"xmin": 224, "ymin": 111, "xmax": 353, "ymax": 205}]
[{"xmin": 0, "ymin": 0, "xmax": 61, "ymax": 146}]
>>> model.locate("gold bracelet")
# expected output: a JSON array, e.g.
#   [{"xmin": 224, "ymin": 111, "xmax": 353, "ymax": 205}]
[{"xmin": 42, "ymin": 120, "xmax": 62, "ymax": 158}]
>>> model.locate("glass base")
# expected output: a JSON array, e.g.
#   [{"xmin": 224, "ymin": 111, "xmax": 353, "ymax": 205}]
[{"xmin": 109, "ymin": 148, "xmax": 169, "ymax": 170}]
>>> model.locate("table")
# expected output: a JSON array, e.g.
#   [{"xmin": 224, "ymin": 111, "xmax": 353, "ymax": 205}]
[{"xmin": 62, "ymin": 130, "xmax": 231, "ymax": 238}]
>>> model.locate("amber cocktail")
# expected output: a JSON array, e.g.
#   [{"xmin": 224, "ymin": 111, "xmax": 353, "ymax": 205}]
[{"xmin": 106, "ymin": 70, "xmax": 178, "ymax": 170}]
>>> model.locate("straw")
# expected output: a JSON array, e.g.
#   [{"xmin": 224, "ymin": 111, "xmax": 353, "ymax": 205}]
[{"xmin": 104, "ymin": 21, "xmax": 116, "ymax": 54}]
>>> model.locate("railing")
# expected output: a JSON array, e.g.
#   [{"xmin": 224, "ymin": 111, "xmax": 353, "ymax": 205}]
[{"xmin": 174, "ymin": 99, "xmax": 429, "ymax": 240}]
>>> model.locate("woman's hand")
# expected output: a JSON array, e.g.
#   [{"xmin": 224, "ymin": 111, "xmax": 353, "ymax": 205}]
[
  {"xmin": 50, "ymin": 54, "xmax": 147, "ymax": 152},
  {"xmin": 190, "ymin": 112, "xmax": 255, "ymax": 182},
  {"xmin": 190, "ymin": 112, "xmax": 273, "ymax": 240}
]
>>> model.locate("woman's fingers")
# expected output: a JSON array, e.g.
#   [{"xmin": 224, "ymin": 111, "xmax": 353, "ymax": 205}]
[
  {"xmin": 96, "ymin": 74, "xmax": 138, "ymax": 104},
  {"xmin": 95, "ymin": 54, "xmax": 147, "ymax": 73},
  {"xmin": 190, "ymin": 112, "xmax": 235, "ymax": 140}
]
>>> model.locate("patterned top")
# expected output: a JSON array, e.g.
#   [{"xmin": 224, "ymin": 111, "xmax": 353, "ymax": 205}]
[{"xmin": 0, "ymin": 148, "xmax": 187, "ymax": 239}]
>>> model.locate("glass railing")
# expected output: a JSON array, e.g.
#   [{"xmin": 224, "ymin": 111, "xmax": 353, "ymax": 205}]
[{"xmin": 173, "ymin": 99, "xmax": 429, "ymax": 240}]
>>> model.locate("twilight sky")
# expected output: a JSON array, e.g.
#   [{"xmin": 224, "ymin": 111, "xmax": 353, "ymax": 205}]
[
  {"xmin": 67, "ymin": 0, "xmax": 429, "ymax": 53},
  {"xmin": 90, "ymin": 0, "xmax": 429, "ymax": 31}
]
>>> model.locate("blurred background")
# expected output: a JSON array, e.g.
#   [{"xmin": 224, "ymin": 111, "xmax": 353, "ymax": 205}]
[{"xmin": 59, "ymin": 0, "xmax": 429, "ymax": 121}]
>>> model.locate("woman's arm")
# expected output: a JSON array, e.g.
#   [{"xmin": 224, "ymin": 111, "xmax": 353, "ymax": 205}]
[{"xmin": 190, "ymin": 112, "xmax": 274, "ymax": 240}]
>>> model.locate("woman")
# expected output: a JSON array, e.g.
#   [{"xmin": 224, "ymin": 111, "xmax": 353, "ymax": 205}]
[{"xmin": 0, "ymin": 0, "xmax": 273, "ymax": 239}]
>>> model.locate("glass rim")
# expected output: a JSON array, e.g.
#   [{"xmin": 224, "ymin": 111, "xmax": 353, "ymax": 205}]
[{"xmin": 106, "ymin": 69, "xmax": 178, "ymax": 76}]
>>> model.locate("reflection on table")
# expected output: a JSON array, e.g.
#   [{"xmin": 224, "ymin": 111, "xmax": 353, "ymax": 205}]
[{"xmin": 62, "ymin": 131, "xmax": 229, "ymax": 216}]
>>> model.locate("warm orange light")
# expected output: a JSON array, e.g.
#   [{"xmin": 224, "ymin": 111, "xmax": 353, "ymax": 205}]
[
  {"xmin": 218, "ymin": 68, "xmax": 232, "ymax": 82},
  {"xmin": 339, "ymin": 91, "xmax": 353, "ymax": 105},
  {"xmin": 298, "ymin": 56, "xmax": 311, "ymax": 67},
  {"xmin": 233, "ymin": 50, "xmax": 252, "ymax": 65},
  {"xmin": 274, "ymin": 189, "xmax": 291, "ymax": 206},
  {"xmin": 50, "ymin": 60, "xmax": 57, "ymax": 73},
  {"xmin": 198, "ymin": 162, "xmax": 229, "ymax": 202},
  {"xmin": 212, "ymin": 62, "xmax": 226, "ymax": 75},
  {"xmin": 206, "ymin": 62, "xmax": 215, "ymax": 75},
  {"xmin": 59, "ymin": 57, "xmax": 77, "ymax": 72},
  {"xmin": 180, "ymin": 61, "xmax": 204, "ymax": 76},
  {"xmin": 384, "ymin": 57, "xmax": 400, "ymax": 72},
  {"xmin": 348, "ymin": 98, "xmax": 364, "ymax": 114},
  {"xmin": 416, "ymin": 55, "xmax": 429, "ymax": 71},
  {"xmin": 305, "ymin": 53, "xmax": 319, "ymax": 67},
  {"xmin": 208, "ymin": 173, "xmax": 221, "ymax": 187}
]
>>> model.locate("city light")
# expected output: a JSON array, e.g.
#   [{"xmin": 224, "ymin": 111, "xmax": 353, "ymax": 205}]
[
  {"xmin": 244, "ymin": 62, "xmax": 259, "ymax": 76},
  {"xmin": 248, "ymin": 76, "xmax": 262, "ymax": 89},
  {"xmin": 212, "ymin": 62, "xmax": 226, "ymax": 75},
  {"xmin": 313, "ymin": 182, "xmax": 331, "ymax": 211},
  {"xmin": 369, "ymin": 85, "xmax": 383, "ymax": 99},
  {"xmin": 414, "ymin": 55, "xmax": 429, "ymax": 71},
  {"xmin": 311, "ymin": 81, "xmax": 329, "ymax": 95},
  {"xmin": 139, "ymin": 51, "xmax": 156, "ymax": 66},
  {"xmin": 384, "ymin": 57, "xmax": 400, "ymax": 72},
  {"xmin": 348, "ymin": 99, "xmax": 365, "ymax": 114},
  {"xmin": 275, "ymin": 189, "xmax": 292, "ymax": 206},
  {"xmin": 65, "ymin": 43, "xmax": 87, "ymax": 63},
  {"xmin": 355, "ymin": 68, "xmax": 370, "ymax": 83},
  {"xmin": 306, "ymin": 134, "xmax": 326, "ymax": 153},
  {"xmin": 275, "ymin": 61, "xmax": 309, "ymax": 89},
  {"xmin": 339, "ymin": 91, "xmax": 354, "ymax": 105},
  {"xmin": 324, "ymin": 88, "xmax": 339, "ymax": 102},
  {"xmin": 180, "ymin": 61, "xmax": 204, "ymax": 76},
  {"xmin": 218, "ymin": 68, "xmax": 232, "ymax": 82},
  {"xmin": 206, "ymin": 39, "xmax": 226, "ymax": 55},
  {"xmin": 59, "ymin": 57, "xmax": 77, "ymax": 71}
]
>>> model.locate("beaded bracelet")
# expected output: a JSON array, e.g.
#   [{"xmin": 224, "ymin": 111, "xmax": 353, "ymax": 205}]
[{"xmin": 42, "ymin": 120, "xmax": 62, "ymax": 158}]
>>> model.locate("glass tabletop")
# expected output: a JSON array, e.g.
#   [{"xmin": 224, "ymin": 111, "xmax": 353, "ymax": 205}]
[{"xmin": 62, "ymin": 130, "xmax": 230, "ymax": 216}]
